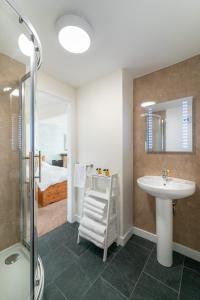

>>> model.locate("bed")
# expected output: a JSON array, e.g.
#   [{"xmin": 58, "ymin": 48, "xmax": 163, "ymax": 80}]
[{"xmin": 37, "ymin": 162, "xmax": 68, "ymax": 207}]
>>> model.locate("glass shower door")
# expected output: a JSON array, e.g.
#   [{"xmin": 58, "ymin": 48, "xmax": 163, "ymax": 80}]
[
  {"xmin": 20, "ymin": 76, "xmax": 31, "ymax": 247},
  {"xmin": 0, "ymin": 1, "xmax": 43, "ymax": 298},
  {"xmin": 20, "ymin": 68, "xmax": 41, "ymax": 298}
]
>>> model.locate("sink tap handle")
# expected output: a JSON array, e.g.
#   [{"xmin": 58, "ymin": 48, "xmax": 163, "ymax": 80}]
[{"xmin": 162, "ymin": 169, "xmax": 169, "ymax": 178}]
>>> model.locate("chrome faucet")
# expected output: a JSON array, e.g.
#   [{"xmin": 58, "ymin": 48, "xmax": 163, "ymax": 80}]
[{"xmin": 162, "ymin": 169, "xmax": 169, "ymax": 183}]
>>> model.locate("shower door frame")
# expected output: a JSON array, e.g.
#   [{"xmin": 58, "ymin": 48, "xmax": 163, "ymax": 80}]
[
  {"xmin": 20, "ymin": 45, "xmax": 39, "ymax": 299},
  {"xmin": 20, "ymin": 71, "xmax": 38, "ymax": 299}
]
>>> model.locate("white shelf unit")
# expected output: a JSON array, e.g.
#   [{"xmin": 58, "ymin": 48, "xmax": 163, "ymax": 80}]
[{"xmin": 78, "ymin": 173, "xmax": 119, "ymax": 262}]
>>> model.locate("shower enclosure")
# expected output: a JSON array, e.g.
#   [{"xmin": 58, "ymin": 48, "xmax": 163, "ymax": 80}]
[{"xmin": 0, "ymin": 0, "xmax": 44, "ymax": 299}]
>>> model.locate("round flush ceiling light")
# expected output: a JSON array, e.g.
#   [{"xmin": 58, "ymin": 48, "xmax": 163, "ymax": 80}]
[
  {"xmin": 141, "ymin": 101, "xmax": 156, "ymax": 108},
  {"xmin": 56, "ymin": 15, "xmax": 92, "ymax": 54},
  {"xmin": 18, "ymin": 34, "xmax": 34, "ymax": 56}
]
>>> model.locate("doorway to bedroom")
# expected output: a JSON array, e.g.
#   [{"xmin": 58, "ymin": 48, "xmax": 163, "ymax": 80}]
[{"xmin": 36, "ymin": 91, "xmax": 69, "ymax": 236}]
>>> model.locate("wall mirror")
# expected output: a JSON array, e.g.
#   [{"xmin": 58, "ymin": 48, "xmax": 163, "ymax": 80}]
[{"xmin": 142, "ymin": 96, "xmax": 193, "ymax": 153}]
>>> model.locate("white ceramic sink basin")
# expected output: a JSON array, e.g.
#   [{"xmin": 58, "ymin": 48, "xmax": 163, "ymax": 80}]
[
  {"xmin": 137, "ymin": 176, "xmax": 195, "ymax": 200},
  {"xmin": 137, "ymin": 175, "xmax": 196, "ymax": 267}
]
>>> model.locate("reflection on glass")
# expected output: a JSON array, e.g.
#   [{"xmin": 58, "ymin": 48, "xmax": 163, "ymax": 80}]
[{"xmin": 143, "ymin": 96, "xmax": 193, "ymax": 153}]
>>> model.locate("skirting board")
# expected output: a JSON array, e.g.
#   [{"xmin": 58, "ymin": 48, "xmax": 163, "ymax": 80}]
[
  {"xmin": 133, "ymin": 226, "xmax": 200, "ymax": 262},
  {"xmin": 118, "ymin": 227, "xmax": 133, "ymax": 247},
  {"xmin": 118, "ymin": 226, "xmax": 133, "ymax": 246},
  {"xmin": 74, "ymin": 214, "xmax": 81, "ymax": 223},
  {"xmin": 72, "ymin": 217, "xmax": 200, "ymax": 261}
]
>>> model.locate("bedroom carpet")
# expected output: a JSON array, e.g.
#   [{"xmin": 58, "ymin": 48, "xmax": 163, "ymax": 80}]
[{"xmin": 38, "ymin": 199, "xmax": 67, "ymax": 237}]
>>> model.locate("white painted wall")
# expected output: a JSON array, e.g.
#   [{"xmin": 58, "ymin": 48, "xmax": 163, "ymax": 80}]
[
  {"xmin": 76, "ymin": 70, "xmax": 123, "ymax": 233},
  {"xmin": 37, "ymin": 71, "xmax": 76, "ymax": 222},
  {"xmin": 77, "ymin": 70, "xmax": 123, "ymax": 173},
  {"xmin": 37, "ymin": 70, "xmax": 133, "ymax": 236},
  {"xmin": 37, "ymin": 71, "xmax": 76, "ymax": 101},
  {"xmin": 76, "ymin": 70, "xmax": 133, "ymax": 238},
  {"xmin": 122, "ymin": 70, "xmax": 133, "ymax": 235}
]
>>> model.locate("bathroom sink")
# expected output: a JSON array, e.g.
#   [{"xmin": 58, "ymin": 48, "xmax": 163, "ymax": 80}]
[
  {"xmin": 137, "ymin": 176, "xmax": 195, "ymax": 199},
  {"xmin": 137, "ymin": 175, "xmax": 196, "ymax": 267}
]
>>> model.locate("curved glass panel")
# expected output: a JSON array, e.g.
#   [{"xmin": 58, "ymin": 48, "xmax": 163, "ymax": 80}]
[{"xmin": 0, "ymin": 1, "xmax": 42, "ymax": 299}]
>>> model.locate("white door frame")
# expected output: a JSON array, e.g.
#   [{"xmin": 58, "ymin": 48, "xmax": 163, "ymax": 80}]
[{"xmin": 37, "ymin": 89, "xmax": 76, "ymax": 223}]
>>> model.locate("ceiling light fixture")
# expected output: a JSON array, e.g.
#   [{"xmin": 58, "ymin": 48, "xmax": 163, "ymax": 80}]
[
  {"xmin": 18, "ymin": 33, "xmax": 34, "ymax": 57},
  {"xmin": 141, "ymin": 101, "xmax": 156, "ymax": 108},
  {"xmin": 56, "ymin": 14, "xmax": 92, "ymax": 54}
]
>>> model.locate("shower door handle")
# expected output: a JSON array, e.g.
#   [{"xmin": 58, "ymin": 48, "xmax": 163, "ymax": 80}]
[
  {"xmin": 26, "ymin": 151, "xmax": 42, "ymax": 186},
  {"xmin": 24, "ymin": 155, "xmax": 30, "ymax": 184},
  {"xmin": 34, "ymin": 151, "xmax": 42, "ymax": 183},
  {"xmin": 29, "ymin": 151, "xmax": 34, "ymax": 190}
]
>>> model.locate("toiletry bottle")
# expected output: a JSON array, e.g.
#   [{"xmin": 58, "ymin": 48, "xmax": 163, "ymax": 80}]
[
  {"xmin": 106, "ymin": 169, "xmax": 110, "ymax": 176},
  {"xmin": 96, "ymin": 168, "xmax": 102, "ymax": 175}
]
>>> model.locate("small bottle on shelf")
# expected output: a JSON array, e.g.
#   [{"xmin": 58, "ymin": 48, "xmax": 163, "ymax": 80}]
[
  {"xmin": 103, "ymin": 169, "xmax": 107, "ymax": 176},
  {"xmin": 106, "ymin": 169, "xmax": 110, "ymax": 176},
  {"xmin": 96, "ymin": 168, "xmax": 102, "ymax": 175}
]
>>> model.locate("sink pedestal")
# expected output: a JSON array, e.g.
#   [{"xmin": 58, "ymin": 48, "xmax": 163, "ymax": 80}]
[
  {"xmin": 156, "ymin": 198, "xmax": 173, "ymax": 267},
  {"xmin": 137, "ymin": 176, "xmax": 195, "ymax": 267}
]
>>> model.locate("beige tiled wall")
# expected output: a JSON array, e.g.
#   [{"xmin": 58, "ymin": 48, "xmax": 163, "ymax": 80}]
[
  {"xmin": 133, "ymin": 55, "xmax": 200, "ymax": 251},
  {"xmin": 0, "ymin": 53, "xmax": 25, "ymax": 251}
]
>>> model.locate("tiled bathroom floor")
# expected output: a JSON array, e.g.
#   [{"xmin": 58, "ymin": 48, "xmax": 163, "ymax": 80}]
[{"xmin": 38, "ymin": 223, "xmax": 200, "ymax": 300}]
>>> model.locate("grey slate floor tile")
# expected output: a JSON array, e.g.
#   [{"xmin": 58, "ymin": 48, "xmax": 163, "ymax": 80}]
[
  {"xmin": 64, "ymin": 235, "xmax": 91, "ymax": 257},
  {"xmin": 130, "ymin": 272, "xmax": 178, "ymax": 300},
  {"xmin": 129, "ymin": 234, "xmax": 155, "ymax": 251},
  {"xmin": 43, "ymin": 283, "xmax": 67, "ymax": 300},
  {"xmin": 55, "ymin": 262, "xmax": 91, "ymax": 300},
  {"xmin": 42, "ymin": 244, "xmax": 75, "ymax": 286},
  {"xmin": 41, "ymin": 223, "xmax": 200, "ymax": 300},
  {"xmin": 76, "ymin": 242, "xmax": 120, "ymax": 283},
  {"xmin": 144, "ymin": 249, "xmax": 184, "ymax": 291},
  {"xmin": 45, "ymin": 224, "xmax": 75, "ymax": 251},
  {"xmin": 66, "ymin": 221, "xmax": 79, "ymax": 232},
  {"xmin": 179, "ymin": 267, "xmax": 200, "ymax": 300},
  {"xmin": 82, "ymin": 277, "xmax": 127, "ymax": 300},
  {"xmin": 102, "ymin": 241, "xmax": 150, "ymax": 297},
  {"xmin": 184, "ymin": 256, "xmax": 200, "ymax": 274},
  {"xmin": 38, "ymin": 235, "xmax": 50, "ymax": 258}
]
